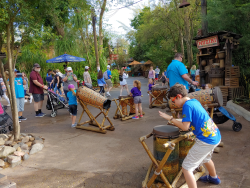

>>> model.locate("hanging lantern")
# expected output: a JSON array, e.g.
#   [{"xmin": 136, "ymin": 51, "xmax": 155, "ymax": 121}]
[{"xmin": 179, "ymin": 0, "xmax": 191, "ymax": 8}]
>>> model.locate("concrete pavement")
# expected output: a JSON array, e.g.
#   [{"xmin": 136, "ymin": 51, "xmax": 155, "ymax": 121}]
[{"xmin": 1, "ymin": 77, "xmax": 250, "ymax": 188}]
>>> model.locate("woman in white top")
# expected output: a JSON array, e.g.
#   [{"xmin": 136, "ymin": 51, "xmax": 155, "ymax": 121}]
[{"xmin": 119, "ymin": 68, "xmax": 129, "ymax": 96}]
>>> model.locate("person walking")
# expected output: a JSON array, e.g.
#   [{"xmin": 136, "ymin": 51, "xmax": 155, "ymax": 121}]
[
  {"xmin": 148, "ymin": 66, "xmax": 155, "ymax": 81},
  {"xmin": 62, "ymin": 67, "xmax": 78, "ymax": 101},
  {"xmin": 83, "ymin": 66, "xmax": 92, "ymax": 87},
  {"xmin": 29, "ymin": 63, "xmax": 48, "ymax": 117},
  {"xmin": 15, "ymin": 70, "xmax": 27, "ymax": 121},
  {"xmin": 167, "ymin": 53, "xmax": 198, "ymax": 90},
  {"xmin": 155, "ymin": 66, "xmax": 160, "ymax": 81},
  {"xmin": 119, "ymin": 68, "xmax": 129, "ymax": 96},
  {"xmin": 130, "ymin": 80, "xmax": 143, "ymax": 119},
  {"xmin": 104, "ymin": 65, "xmax": 112, "ymax": 97},
  {"xmin": 190, "ymin": 65, "xmax": 196, "ymax": 81},
  {"xmin": 97, "ymin": 70, "xmax": 106, "ymax": 97}
]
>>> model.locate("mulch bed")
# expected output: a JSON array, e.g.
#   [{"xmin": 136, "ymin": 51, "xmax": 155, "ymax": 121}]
[{"xmin": 236, "ymin": 102, "xmax": 250, "ymax": 111}]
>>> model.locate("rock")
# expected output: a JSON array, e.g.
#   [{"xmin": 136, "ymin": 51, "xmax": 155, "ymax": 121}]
[
  {"xmin": 3, "ymin": 158, "xmax": 7, "ymax": 162},
  {"xmin": 0, "ymin": 134, "xmax": 8, "ymax": 140},
  {"xmin": 18, "ymin": 142, "xmax": 25, "ymax": 147},
  {"xmin": 33, "ymin": 140, "xmax": 43, "ymax": 145},
  {"xmin": 22, "ymin": 136, "xmax": 29, "ymax": 143},
  {"xmin": 16, "ymin": 147, "xmax": 22, "ymax": 152},
  {"xmin": 21, "ymin": 133, "xmax": 27, "ymax": 137},
  {"xmin": 11, "ymin": 142, "xmax": 17, "ymax": 147},
  {"xmin": 29, "ymin": 137, "xmax": 35, "ymax": 142},
  {"xmin": 23, "ymin": 154, "xmax": 29, "ymax": 161},
  {"xmin": 21, "ymin": 144, "xmax": 28, "ymax": 151},
  {"xmin": 7, "ymin": 155, "xmax": 21, "ymax": 168},
  {"xmin": 0, "ymin": 159, "xmax": 5, "ymax": 167},
  {"xmin": 4, "ymin": 141, "xmax": 12, "ymax": 146},
  {"xmin": 0, "ymin": 139, "xmax": 5, "ymax": 146},
  {"xmin": 30, "ymin": 143, "xmax": 44, "ymax": 155},
  {"xmin": 26, "ymin": 142, "xmax": 32, "ymax": 147},
  {"xmin": 9, "ymin": 135, "xmax": 14, "ymax": 142},
  {"xmin": 14, "ymin": 151, "xmax": 25, "ymax": 157},
  {"xmin": 13, "ymin": 144, "xmax": 20, "ymax": 150},
  {"xmin": 22, "ymin": 150, "xmax": 29, "ymax": 154},
  {"xmin": 35, "ymin": 137, "xmax": 42, "ymax": 141},
  {"xmin": 0, "ymin": 146, "xmax": 16, "ymax": 158}
]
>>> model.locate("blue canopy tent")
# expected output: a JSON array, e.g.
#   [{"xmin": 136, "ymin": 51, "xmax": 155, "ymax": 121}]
[{"xmin": 46, "ymin": 54, "xmax": 85, "ymax": 63}]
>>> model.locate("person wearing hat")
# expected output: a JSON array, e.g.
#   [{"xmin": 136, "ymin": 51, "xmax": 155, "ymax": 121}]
[
  {"xmin": 14, "ymin": 70, "xmax": 27, "ymax": 121},
  {"xmin": 62, "ymin": 67, "xmax": 78, "ymax": 101},
  {"xmin": 83, "ymin": 66, "xmax": 92, "ymax": 86},
  {"xmin": 155, "ymin": 66, "xmax": 160, "ymax": 81},
  {"xmin": 105, "ymin": 65, "xmax": 112, "ymax": 97},
  {"xmin": 29, "ymin": 63, "xmax": 48, "ymax": 117}
]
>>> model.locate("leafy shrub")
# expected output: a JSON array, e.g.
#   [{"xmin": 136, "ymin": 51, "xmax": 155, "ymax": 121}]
[
  {"xmin": 111, "ymin": 69, "xmax": 119, "ymax": 84},
  {"xmin": 90, "ymin": 72, "xmax": 98, "ymax": 87}
]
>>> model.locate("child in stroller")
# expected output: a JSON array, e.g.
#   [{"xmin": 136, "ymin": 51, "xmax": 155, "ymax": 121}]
[{"xmin": 0, "ymin": 102, "xmax": 13, "ymax": 134}]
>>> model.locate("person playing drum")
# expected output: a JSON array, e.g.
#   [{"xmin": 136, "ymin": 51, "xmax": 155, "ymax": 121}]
[{"xmin": 159, "ymin": 84, "xmax": 221, "ymax": 187}]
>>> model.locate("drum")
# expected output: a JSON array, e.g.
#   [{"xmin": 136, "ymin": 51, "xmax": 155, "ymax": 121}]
[
  {"xmin": 152, "ymin": 86, "xmax": 168, "ymax": 104},
  {"xmin": 119, "ymin": 96, "xmax": 129, "ymax": 116},
  {"xmin": 179, "ymin": 131, "xmax": 195, "ymax": 170},
  {"xmin": 168, "ymin": 87, "xmax": 223, "ymax": 109},
  {"xmin": 76, "ymin": 86, "xmax": 111, "ymax": 110},
  {"xmin": 153, "ymin": 125, "xmax": 180, "ymax": 184},
  {"xmin": 128, "ymin": 98, "xmax": 136, "ymax": 114}
]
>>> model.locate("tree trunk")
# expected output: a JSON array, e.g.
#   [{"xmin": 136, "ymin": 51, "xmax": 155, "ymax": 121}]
[
  {"xmin": 98, "ymin": 0, "xmax": 107, "ymax": 57},
  {"xmin": 92, "ymin": 10, "xmax": 100, "ymax": 68},
  {"xmin": 6, "ymin": 24, "xmax": 20, "ymax": 141},
  {"xmin": 81, "ymin": 32, "xmax": 90, "ymax": 65}
]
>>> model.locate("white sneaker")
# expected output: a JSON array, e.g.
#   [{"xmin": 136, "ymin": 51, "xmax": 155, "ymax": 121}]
[
  {"xmin": 7, "ymin": 104, "xmax": 10, "ymax": 106},
  {"xmin": 24, "ymin": 100, "xmax": 28, "ymax": 103},
  {"xmin": 29, "ymin": 96, "xmax": 33, "ymax": 103}
]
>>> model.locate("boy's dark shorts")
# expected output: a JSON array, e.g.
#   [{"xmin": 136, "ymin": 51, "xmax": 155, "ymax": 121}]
[
  {"xmin": 162, "ymin": 80, "xmax": 166, "ymax": 84},
  {"xmin": 69, "ymin": 105, "xmax": 77, "ymax": 116}
]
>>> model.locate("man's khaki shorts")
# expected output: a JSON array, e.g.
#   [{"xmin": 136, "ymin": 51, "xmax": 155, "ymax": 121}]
[{"xmin": 106, "ymin": 79, "xmax": 113, "ymax": 88}]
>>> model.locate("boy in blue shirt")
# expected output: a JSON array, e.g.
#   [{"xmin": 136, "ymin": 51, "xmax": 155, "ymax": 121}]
[
  {"xmin": 14, "ymin": 70, "xmax": 27, "ymax": 121},
  {"xmin": 159, "ymin": 84, "xmax": 221, "ymax": 187},
  {"xmin": 106, "ymin": 65, "xmax": 113, "ymax": 97}
]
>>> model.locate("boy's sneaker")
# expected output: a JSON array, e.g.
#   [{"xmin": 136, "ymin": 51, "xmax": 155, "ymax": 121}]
[
  {"xmin": 139, "ymin": 115, "xmax": 143, "ymax": 118},
  {"xmin": 35, "ymin": 113, "xmax": 44, "ymax": 117},
  {"xmin": 132, "ymin": 116, "xmax": 139, "ymax": 119},
  {"xmin": 199, "ymin": 175, "xmax": 221, "ymax": 185},
  {"xmin": 24, "ymin": 100, "xmax": 28, "ymax": 103},
  {"xmin": 71, "ymin": 123, "xmax": 77, "ymax": 128},
  {"xmin": 19, "ymin": 116, "xmax": 27, "ymax": 121},
  {"xmin": 29, "ymin": 96, "xmax": 33, "ymax": 103},
  {"xmin": 7, "ymin": 104, "xmax": 10, "ymax": 106},
  {"xmin": 19, "ymin": 120, "xmax": 21, "ymax": 123}
]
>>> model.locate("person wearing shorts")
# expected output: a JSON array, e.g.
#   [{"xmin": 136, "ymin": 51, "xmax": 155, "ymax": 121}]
[
  {"xmin": 105, "ymin": 65, "xmax": 113, "ymax": 97},
  {"xmin": 29, "ymin": 63, "xmax": 48, "ymax": 117},
  {"xmin": 159, "ymin": 84, "xmax": 221, "ymax": 188},
  {"xmin": 67, "ymin": 84, "xmax": 78, "ymax": 128},
  {"xmin": 14, "ymin": 70, "xmax": 27, "ymax": 122},
  {"xmin": 130, "ymin": 80, "xmax": 143, "ymax": 119}
]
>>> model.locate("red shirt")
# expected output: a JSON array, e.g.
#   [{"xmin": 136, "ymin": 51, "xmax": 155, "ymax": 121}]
[{"xmin": 29, "ymin": 70, "xmax": 44, "ymax": 94}]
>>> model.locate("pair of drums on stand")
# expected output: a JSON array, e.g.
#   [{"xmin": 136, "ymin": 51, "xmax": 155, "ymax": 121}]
[
  {"xmin": 151, "ymin": 86, "xmax": 168, "ymax": 104},
  {"xmin": 119, "ymin": 95, "xmax": 135, "ymax": 115},
  {"xmin": 153, "ymin": 125, "xmax": 195, "ymax": 184}
]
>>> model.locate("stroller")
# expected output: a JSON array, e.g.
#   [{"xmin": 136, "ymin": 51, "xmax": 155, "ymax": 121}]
[
  {"xmin": 0, "ymin": 102, "xmax": 13, "ymax": 133},
  {"xmin": 46, "ymin": 89, "xmax": 68, "ymax": 117}
]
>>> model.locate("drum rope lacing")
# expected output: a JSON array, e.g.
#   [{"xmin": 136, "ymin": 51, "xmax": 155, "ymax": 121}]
[
  {"xmin": 154, "ymin": 170, "xmax": 162, "ymax": 175},
  {"xmin": 167, "ymin": 141, "xmax": 175, "ymax": 150}
]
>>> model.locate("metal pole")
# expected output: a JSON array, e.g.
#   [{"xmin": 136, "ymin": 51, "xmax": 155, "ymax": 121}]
[{"xmin": 201, "ymin": 0, "xmax": 208, "ymax": 35}]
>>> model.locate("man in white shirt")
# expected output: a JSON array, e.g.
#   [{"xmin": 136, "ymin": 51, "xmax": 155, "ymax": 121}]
[{"xmin": 155, "ymin": 66, "xmax": 160, "ymax": 81}]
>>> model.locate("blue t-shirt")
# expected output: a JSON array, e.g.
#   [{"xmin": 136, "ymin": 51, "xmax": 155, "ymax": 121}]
[
  {"xmin": 190, "ymin": 69, "xmax": 196, "ymax": 75},
  {"xmin": 167, "ymin": 60, "xmax": 188, "ymax": 89},
  {"xmin": 107, "ymin": 70, "xmax": 112, "ymax": 79},
  {"xmin": 46, "ymin": 76, "xmax": 53, "ymax": 83},
  {"xmin": 131, "ymin": 87, "xmax": 141, "ymax": 97},
  {"xmin": 67, "ymin": 90, "xmax": 77, "ymax": 105},
  {"xmin": 14, "ymin": 77, "xmax": 24, "ymax": 98},
  {"xmin": 182, "ymin": 99, "xmax": 221, "ymax": 145}
]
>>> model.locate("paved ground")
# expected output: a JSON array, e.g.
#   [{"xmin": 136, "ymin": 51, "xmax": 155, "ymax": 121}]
[{"xmin": 1, "ymin": 77, "xmax": 250, "ymax": 188}]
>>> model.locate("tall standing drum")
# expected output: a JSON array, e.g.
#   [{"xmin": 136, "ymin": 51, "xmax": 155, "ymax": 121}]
[
  {"xmin": 153, "ymin": 125, "xmax": 180, "ymax": 184},
  {"xmin": 77, "ymin": 86, "xmax": 111, "ymax": 109},
  {"xmin": 168, "ymin": 87, "xmax": 223, "ymax": 109},
  {"xmin": 119, "ymin": 96, "xmax": 129, "ymax": 116},
  {"xmin": 128, "ymin": 98, "xmax": 136, "ymax": 114},
  {"xmin": 152, "ymin": 86, "xmax": 167, "ymax": 104}
]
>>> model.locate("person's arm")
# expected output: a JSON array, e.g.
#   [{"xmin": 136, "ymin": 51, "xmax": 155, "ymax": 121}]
[
  {"xmin": 22, "ymin": 78, "xmax": 27, "ymax": 85},
  {"xmin": 33, "ymin": 80, "xmax": 48, "ymax": 89},
  {"xmin": 182, "ymin": 74, "xmax": 198, "ymax": 86},
  {"xmin": 57, "ymin": 76, "xmax": 60, "ymax": 84},
  {"xmin": 73, "ymin": 75, "xmax": 78, "ymax": 82},
  {"xmin": 62, "ymin": 75, "xmax": 67, "ymax": 82},
  {"xmin": 159, "ymin": 111, "xmax": 191, "ymax": 131}
]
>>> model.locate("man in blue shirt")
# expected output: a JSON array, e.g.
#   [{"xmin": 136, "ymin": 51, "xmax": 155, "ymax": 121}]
[
  {"xmin": 159, "ymin": 84, "xmax": 221, "ymax": 187},
  {"xmin": 14, "ymin": 70, "xmax": 27, "ymax": 121},
  {"xmin": 167, "ymin": 53, "xmax": 198, "ymax": 90},
  {"xmin": 106, "ymin": 65, "xmax": 113, "ymax": 97}
]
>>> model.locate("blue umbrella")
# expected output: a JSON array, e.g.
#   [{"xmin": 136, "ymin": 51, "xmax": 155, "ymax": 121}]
[{"xmin": 46, "ymin": 54, "xmax": 85, "ymax": 63}]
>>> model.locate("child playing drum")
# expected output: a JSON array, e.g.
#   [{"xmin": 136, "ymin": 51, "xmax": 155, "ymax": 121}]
[
  {"xmin": 159, "ymin": 84, "xmax": 221, "ymax": 187},
  {"xmin": 148, "ymin": 78, "xmax": 158, "ymax": 104},
  {"xmin": 130, "ymin": 80, "xmax": 143, "ymax": 119}
]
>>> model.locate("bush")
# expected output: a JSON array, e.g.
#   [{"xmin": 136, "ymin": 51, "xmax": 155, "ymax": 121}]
[
  {"xmin": 90, "ymin": 72, "xmax": 98, "ymax": 87},
  {"xmin": 111, "ymin": 69, "xmax": 119, "ymax": 84}
]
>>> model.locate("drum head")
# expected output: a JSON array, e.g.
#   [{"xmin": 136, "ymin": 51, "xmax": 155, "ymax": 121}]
[
  {"xmin": 213, "ymin": 87, "xmax": 223, "ymax": 107},
  {"xmin": 153, "ymin": 125, "xmax": 180, "ymax": 138},
  {"xmin": 152, "ymin": 86, "xmax": 168, "ymax": 91},
  {"xmin": 118, "ymin": 95, "xmax": 130, "ymax": 99}
]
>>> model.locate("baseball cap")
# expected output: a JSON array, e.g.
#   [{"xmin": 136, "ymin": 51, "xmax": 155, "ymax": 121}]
[
  {"xmin": 33, "ymin": 63, "xmax": 40, "ymax": 68},
  {"xmin": 107, "ymin": 65, "xmax": 110, "ymax": 68},
  {"xmin": 67, "ymin": 67, "xmax": 72, "ymax": 71},
  {"xmin": 14, "ymin": 69, "xmax": 18, "ymax": 72},
  {"xmin": 68, "ymin": 84, "xmax": 75, "ymax": 90},
  {"xmin": 85, "ymin": 66, "xmax": 89, "ymax": 69}
]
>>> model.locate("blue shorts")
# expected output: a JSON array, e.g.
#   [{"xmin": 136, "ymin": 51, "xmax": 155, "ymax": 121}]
[{"xmin": 69, "ymin": 105, "xmax": 77, "ymax": 116}]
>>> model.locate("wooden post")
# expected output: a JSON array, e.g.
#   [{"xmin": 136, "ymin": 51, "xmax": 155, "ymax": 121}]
[{"xmin": 92, "ymin": 9, "xmax": 99, "ymax": 68}]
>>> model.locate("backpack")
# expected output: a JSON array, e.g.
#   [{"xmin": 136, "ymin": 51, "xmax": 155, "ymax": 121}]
[
  {"xmin": 119, "ymin": 74, "xmax": 123, "ymax": 81},
  {"xmin": 103, "ymin": 71, "xmax": 108, "ymax": 80}
]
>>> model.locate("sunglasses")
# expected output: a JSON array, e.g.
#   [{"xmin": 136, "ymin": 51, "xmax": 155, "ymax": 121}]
[{"xmin": 171, "ymin": 95, "xmax": 178, "ymax": 103}]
